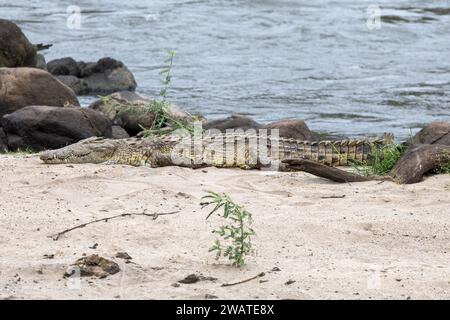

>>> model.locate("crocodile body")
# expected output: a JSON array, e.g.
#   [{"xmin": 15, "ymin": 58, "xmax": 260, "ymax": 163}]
[{"xmin": 40, "ymin": 132, "xmax": 393, "ymax": 170}]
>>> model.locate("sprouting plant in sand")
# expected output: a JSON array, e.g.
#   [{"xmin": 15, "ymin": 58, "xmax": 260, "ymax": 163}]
[
  {"xmin": 200, "ymin": 191, "xmax": 255, "ymax": 267},
  {"xmin": 100, "ymin": 50, "xmax": 197, "ymax": 136},
  {"xmin": 350, "ymin": 142, "xmax": 406, "ymax": 176}
]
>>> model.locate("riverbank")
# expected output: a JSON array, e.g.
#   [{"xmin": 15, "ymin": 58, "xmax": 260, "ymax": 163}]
[{"xmin": 1, "ymin": 154, "xmax": 449, "ymax": 299}]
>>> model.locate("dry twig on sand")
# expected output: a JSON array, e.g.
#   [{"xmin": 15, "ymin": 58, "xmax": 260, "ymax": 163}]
[
  {"xmin": 50, "ymin": 211, "xmax": 179, "ymax": 240},
  {"xmin": 221, "ymin": 272, "xmax": 266, "ymax": 287}
]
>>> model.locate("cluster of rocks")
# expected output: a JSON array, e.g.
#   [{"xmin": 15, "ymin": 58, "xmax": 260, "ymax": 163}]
[
  {"xmin": 0, "ymin": 67, "xmax": 113, "ymax": 151},
  {"xmin": 46, "ymin": 57, "xmax": 137, "ymax": 95},
  {"xmin": 0, "ymin": 19, "xmax": 134, "ymax": 151},
  {"xmin": 0, "ymin": 18, "xmax": 319, "ymax": 152}
]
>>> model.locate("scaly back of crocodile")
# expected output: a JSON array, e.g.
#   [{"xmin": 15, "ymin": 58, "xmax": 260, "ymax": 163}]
[
  {"xmin": 105, "ymin": 132, "xmax": 393, "ymax": 168},
  {"xmin": 40, "ymin": 132, "xmax": 394, "ymax": 168}
]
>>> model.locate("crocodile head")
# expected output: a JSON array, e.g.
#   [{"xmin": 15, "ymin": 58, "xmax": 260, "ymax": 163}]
[{"xmin": 40, "ymin": 137, "xmax": 120, "ymax": 164}]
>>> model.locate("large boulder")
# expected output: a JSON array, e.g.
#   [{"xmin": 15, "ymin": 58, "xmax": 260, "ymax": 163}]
[
  {"xmin": 411, "ymin": 121, "xmax": 450, "ymax": 146},
  {"xmin": 89, "ymin": 91, "xmax": 192, "ymax": 136},
  {"xmin": 48, "ymin": 57, "xmax": 137, "ymax": 95},
  {"xmin": 203, "ymin": 114, "xmax": 261, "ymax": 132},
  {"xmin": 261, "ymin": 119, "xmax": 313, "ymax": 140},
  {"xmin": 0, "ymin": 127, "xmax": 8, "ymax": 152},
  {"xmin": 0, "ymin": 19, "xmax": 36, "ymax": 68},
  {"xmin": 0, "ymin": 68, "xmax": 80, "ymax": 119},
  {"xmin": 1, "ymin": 106, "xmax": 112, "ymax": 151}
]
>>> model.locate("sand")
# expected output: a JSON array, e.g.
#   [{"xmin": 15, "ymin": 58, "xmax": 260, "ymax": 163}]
[{"xmin": 0, "ymin": 153, "xmax": 449, "ymax": 300}]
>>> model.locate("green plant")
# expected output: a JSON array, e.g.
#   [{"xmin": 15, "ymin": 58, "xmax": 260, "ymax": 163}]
[
  {"xmin": 100, "ymin": 51, "xmax": 197, "ymax": 136},
  {"xmin": 351, "ymin": 143, "xmax": 406, "ymax": 176},
  {"xmin": 435, "ymin": 160, "xmax": 450, "ymax": 174},
  {"xmin": 200, "ymin": 191, "xmax": 255, "ymax": 267},
  {"xmin": 142, "ymin": 50, "xmax": 197, "ymax": 136}
]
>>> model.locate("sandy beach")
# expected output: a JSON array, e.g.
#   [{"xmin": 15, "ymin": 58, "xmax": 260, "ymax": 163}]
[{"xmin": 0, "ymin": 153, "xmax": 449, "ymax": 300}]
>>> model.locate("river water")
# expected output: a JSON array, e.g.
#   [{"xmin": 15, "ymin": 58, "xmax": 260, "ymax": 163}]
[{"xmin": 2, "ymin": 0, "xmax": 450, "ymax": 139}]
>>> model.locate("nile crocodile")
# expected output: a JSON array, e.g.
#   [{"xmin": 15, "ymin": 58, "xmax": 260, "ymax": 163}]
[{"xmin": 40, "ymin": 132, "xmax": 393, "ymax": 170}]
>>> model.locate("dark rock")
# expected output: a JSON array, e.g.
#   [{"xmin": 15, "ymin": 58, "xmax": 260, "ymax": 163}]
[
  {"xmin": 262, "ymin": 119, "xmax": 313, "ymax": 140},
  {"xmin": 92, "ymin": 57, "xmax": 124, "ymax": 72},
  {"xmin": 115, "ymin": 252, "xmax": 132, "ymax": 260},
  {"xmin": 271, "ymin": 266, "xmax": 281, "ymax": 272},
  {"xmin": 47, "ymin": 57, "xmax": 79, "ymax": 76},
  {"xmin": 0, "ymin": 19, "xmax": 36, "ymax": 67},
  {"xmin": 203, "ymin": 114, "xmax": 261, "ymax": 132},
  {"xmin": 411, "ymin": 121, "xmax": 450, "ymax": 146},
  {"xmin": 77, "ymin": 61, "xmax": 97, "ymax": 77},
  {"xmin": 89, "ymin": 91, "xmax": 192, "ymax": 136},
  {"xmin": 0, "ymin": 68, "xmax": 80, "ymax": 119},
  {"xmin": 56, "ymin": 75, "xmax": 88, "ymax": 95},
  {"xmin": 179, "ymin": 274, "xmax": 201, "ymax": 284},
  {"xmin": 178, "ymin": 274, "xmax": 217, "ymax": 284},
  {"xmin": 1, "ymin": 105, "xmax": 112, "ymax": 151},
  {"xmin": 82, "ymin": 65, "xmax": 136, "ymax": 95},
  {"xmin": 111, "ymin": 125, "xmax": 130, "ymax": 139},
  {"xmin": 0, "ymin": 128, "xmax": 8, "ymax": 152},
  {"xmin": 47, "ymin": 57, "xmax": 137, "ymax": 95},
  {"xmin": 65, "ymin": 254, "xmax": 120, "ymax": 278}
]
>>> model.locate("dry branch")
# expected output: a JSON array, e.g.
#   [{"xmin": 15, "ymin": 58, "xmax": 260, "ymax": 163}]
[
  {"xmin": 50, "ymin": 211, "xmax": 179, "ymax": 240},
  {"xmin": 221, "ymin": 272, "xmax": 266, "ymax": 287},
  {"xmin": 283, "ymin": 159, "xmax": 379, "ymax": 183}
]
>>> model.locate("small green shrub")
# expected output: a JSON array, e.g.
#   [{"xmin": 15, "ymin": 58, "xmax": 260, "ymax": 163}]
[{"xmin": 201, "ymin": 191, "xmax": 255, "ymax": 267}]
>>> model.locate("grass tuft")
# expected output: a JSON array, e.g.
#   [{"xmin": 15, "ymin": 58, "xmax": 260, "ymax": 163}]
[
  {"xmin": 434, "ymin": 160, "xmax": 450, "ymax": 174},
  {"xmin": 351, "ymin": 143, "xmax": 406, "ymax": 176}
]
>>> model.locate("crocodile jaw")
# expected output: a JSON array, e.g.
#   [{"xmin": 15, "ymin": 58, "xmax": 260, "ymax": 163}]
[{"xmin": 40, "ymin": 137, "xmax": 118, "ymax": 164}]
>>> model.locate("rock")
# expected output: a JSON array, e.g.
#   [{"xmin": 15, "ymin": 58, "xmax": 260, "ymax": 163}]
[
  {"xmin": 35, "ymin": 54, "xmax": 47, "ymax": 70},
  {"xmin": 0, "ymin": 19, "xmax": 36, "ymax": 68},
  {"xmin": 91, "ymin": 57, "xmax": 124, "ymax": 73},
  {"xmin": 111, "ymin": 125, "xmax": 130, "ymax": 139},
  {"xmin": 0, "ymin": 128, "xmax": 8, "ymax": 152},
  {"xmin": 115, "ymin": 252, "xmax": 132, "ymax": 260},
  {"xmin": 56, "ymin": 75, "xmax": 88, "ymax": 95},
  {"xmin": 83, "ymin": 66, "xmax": 136, "ymax": 95},
  {"xmin": 89, "ymin": 91, "xmax": 192, "ymax": 136},
  {"xmin": 48, "ymin": 57, "xmax": 137, "ymax": 95},
  {"xmin": 262, "ymin": 119, "xmax": 313, "ymax": 140},
  {"xmin": 203, "ymin": 114, "xmax": 261, "ymax": 132},
  {"xmin": 178, "ymin": 274, "xmax": 218, "ymax": 284},
  {"xmin": 0, "ymin": 68, "xmax": 80, "ymax": 119},
  {"xmin": 411, "ymin": 121, "xmax": 450, "ymax": 146},
  {"xmin": 65, "ymin": 254, "xmax": 120, "ymax": 278},
  {"xmin": 1, "ymin": 105, "xmax": 112, "ymax": 151},
  {"xmin": 179, "ymin": 274, "xmax": 201, "ymax": 284},
  {"xmin": 77, "ymin": 61, "xmax": 97, "ymax": 77},
  {"xmin": 47, "ymin": 57, "xmax": 79, "ymax": 76}
]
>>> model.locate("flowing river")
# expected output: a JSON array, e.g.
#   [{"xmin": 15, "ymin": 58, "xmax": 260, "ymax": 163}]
[{"xmin": 2, "ymin": 0, "xmax": 450, "ymax": 139}]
